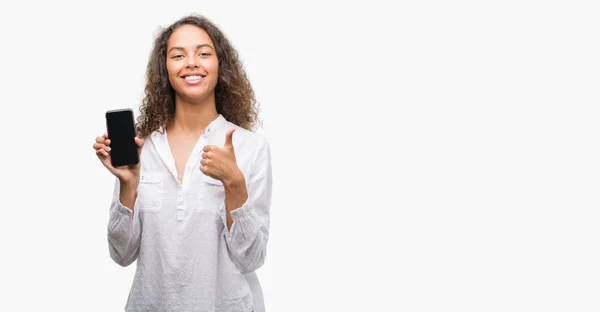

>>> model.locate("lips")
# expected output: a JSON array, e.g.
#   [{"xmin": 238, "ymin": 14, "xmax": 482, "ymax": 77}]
[
  {"xmin": 185, "ymin": 75, "xmax": 202, "ymax": 81},
  {"xmin": 182, "ymin": 74, "xmax": 205, "ymax": 85}
]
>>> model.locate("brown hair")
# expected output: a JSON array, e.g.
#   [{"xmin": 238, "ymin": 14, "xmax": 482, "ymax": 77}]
[{"xmin": 136, "ymin": 14, "xmax": 260, "ymax": 138}]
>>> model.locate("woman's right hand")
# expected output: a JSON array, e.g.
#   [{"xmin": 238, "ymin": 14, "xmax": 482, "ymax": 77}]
[{"xmin": 93, "ymin": 133, "xmax": 144, "ymax": 185}]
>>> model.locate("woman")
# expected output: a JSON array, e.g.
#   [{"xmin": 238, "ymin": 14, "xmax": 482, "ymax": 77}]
[{"xmin": 92, "ymin": 14, "xmax": 272, "ymax": 312}]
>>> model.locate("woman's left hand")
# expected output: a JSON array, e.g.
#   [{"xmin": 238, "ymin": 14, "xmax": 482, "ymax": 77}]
[{"xmin": 200, "ymin": 128, "xmax": 242, "ymax": 185}]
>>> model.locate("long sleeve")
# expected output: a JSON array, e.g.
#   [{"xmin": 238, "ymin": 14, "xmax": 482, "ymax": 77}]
[
  {"xmin": 224, "ymin": 139, "xmax": 273, "ymax": 274},
  {"xmin": 107, "ymin": 178, "xmax": 142, "ymax": 267}
]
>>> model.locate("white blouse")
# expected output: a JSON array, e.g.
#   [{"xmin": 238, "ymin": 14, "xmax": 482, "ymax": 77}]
[{"xmin": 107, "ymin": 114, "xmax": 272, "ymax": 312}]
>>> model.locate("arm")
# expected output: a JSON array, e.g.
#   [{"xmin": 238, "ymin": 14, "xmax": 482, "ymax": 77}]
[
  {"xmin": 222, "ymin": 140, "xmax": 273, "ymax": 274},
  {"xmin": 107, "ymin": 178, "xmax": 142, "ymax": 267}
]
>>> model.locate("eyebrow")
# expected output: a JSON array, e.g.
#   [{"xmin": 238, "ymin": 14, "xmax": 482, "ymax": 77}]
[{"xmin": 168, "ymin": 44, "xmax": 215, "ymax": 53}]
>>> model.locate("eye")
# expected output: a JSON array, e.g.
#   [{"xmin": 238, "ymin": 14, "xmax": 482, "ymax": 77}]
[
  {"xmin": 200, "ymin": 52, "xmax": 211, "ymax": 57},
  {"xmin": 172, "ymin": 55, "xmax": 183, "ymax": 59}
]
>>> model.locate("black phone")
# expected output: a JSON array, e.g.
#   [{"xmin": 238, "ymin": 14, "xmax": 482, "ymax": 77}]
[{"xmin": 105, "ymin": 108, "xmax": 139, "ymax": 167}]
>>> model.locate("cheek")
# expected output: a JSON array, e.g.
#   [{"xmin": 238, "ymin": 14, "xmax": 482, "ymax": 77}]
[
  {"xmin": 208, "ymin": 62, "xmax": 219, "ymax": 82},
  {"xmin": 166, "ymin": 63, "xmax": 175, "ymax": 77},
  {"xmin": 166, "ymin": 63, "xmax": 180, "ymax": 86}
]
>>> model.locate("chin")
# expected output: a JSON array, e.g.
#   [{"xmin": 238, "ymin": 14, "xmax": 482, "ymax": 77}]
[{"xmin": 180, "ymin": 90, "xmax": 213, "ymax": 102}]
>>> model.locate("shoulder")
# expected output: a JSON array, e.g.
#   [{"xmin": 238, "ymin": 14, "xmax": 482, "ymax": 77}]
[
  {"xmin": 141, "ymin": 126, "xmax": 165, "ymax": 144},
  {"xmin": 140, "ymin": 127, "xmax": 164, "ymax": 151}
]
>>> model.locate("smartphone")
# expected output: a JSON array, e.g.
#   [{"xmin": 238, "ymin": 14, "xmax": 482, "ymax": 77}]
[{"xmin": 105, "ymin": 108, "xmax": 139, "ymax": 167}]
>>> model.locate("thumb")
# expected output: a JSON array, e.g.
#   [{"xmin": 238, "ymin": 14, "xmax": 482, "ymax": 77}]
[
  {"xmin": 224, "ymin": 128, "xmax": 235, "ymax": 149},
  {"xmin": 135, "ymin": 137, "xmax": 144, "ymax": 156}
]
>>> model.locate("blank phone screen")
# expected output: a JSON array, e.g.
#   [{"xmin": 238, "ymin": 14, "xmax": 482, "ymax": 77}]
[{"xmin": 105, "ymin": 109, "xmax": 139, "ymax": 167}]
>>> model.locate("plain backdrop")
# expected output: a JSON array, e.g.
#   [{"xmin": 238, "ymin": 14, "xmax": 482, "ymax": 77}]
[{"xmin": 0, "ymin": 0, "xmax": 599, "ymax": 311}]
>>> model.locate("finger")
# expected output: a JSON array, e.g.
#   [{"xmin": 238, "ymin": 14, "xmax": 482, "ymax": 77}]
[
  {"xmin": 135, "ymin": 137, "xmax": 144, "ymax": 157},
  {"xmin": 105, "ymin": 139, "xmax": 111, "ymax": 146},
  {"xmin": 96, "ymin": 147, "xmax": 109, "ymax": 157},
  {"xmin": 203, "ymin": 145, "xmax": 213, "ymax": 152},
  {"xmin": 103, "ymin": 132, "xmax": 109, "ymax": 139},
  {"xmin": 224, "ymin": 128, "xmax": 235, "ymax": 148},
  {"xmin": 135, "ymin": 137, "xmax": 144, "ymax": 148},
  {"xmin": 199, "ymin": 165, "xmax": 208, "ymax": 174},
  {"xmin": 200, "ymin": 159, "xmax": 211, "ymax": 166},
  {"xmin": 96, "ymin": 136, "xmax": 105, "ymax": 143},
  {"xmin": 93, "ymin": 143, "xmax": 111, "ymax": 152},
  {"xmin": 202, "ymin": 151, "xmax": 211, "ymax": 159}
]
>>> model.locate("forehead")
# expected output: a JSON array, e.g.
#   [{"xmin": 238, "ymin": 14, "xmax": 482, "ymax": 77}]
[{"xmin": 167, "ymin": 24, "xmax": 214, "ymax": 48}]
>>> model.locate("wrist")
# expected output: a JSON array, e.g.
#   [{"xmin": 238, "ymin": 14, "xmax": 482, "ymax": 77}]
[
  {"xmin": 119, "ymin": 178, "xmax": 138, "ymax": 210},
  {"xmin": 223, "ymin": 170, "xmax": 245, "ymax": 190},
  {"xmin": 119, "ymin": 177, "xmax": 139, "ymax": 190}
]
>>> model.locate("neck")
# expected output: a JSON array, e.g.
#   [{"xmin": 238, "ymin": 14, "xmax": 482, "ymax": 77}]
[{"xmin": 168, "ymin": 94, "xmax": 219, "ymax": 135}]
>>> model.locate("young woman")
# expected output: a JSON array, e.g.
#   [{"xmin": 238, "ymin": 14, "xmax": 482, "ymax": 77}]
[{"xmin": 92, "ymin": 14, "xmax": 272, "ymax": 312}]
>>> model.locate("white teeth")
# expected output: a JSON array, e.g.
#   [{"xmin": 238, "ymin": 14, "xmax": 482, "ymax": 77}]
[{"xmin": 185, "ymin": 75, "xmax": 202, "ymax": 81}]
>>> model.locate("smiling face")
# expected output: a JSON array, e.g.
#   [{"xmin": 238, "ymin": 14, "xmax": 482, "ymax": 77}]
[{"xmin": 166, "ymin": 24, "xmax": 219, "ymax": 104}]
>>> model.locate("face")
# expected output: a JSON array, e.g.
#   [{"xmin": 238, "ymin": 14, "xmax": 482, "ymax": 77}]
[{"xmin": 166, "ymin": 24, "xmax": 219, "ymax": 103}]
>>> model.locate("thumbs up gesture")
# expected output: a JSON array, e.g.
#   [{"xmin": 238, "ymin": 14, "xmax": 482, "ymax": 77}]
[{"xmin": 200, "ymin": 128, "xmax": 242, "ymax": 185}]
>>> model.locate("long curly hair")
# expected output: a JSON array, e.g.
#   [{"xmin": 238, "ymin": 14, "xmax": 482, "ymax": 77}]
[{"xmin": 136, "ymin": 14, "xmax": 260, "ymax": 138}]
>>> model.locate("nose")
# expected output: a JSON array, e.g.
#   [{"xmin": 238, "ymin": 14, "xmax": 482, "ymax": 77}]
[{"xmin": 185, "ymin": 55, "xmax": 199, "ymax": 68}]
